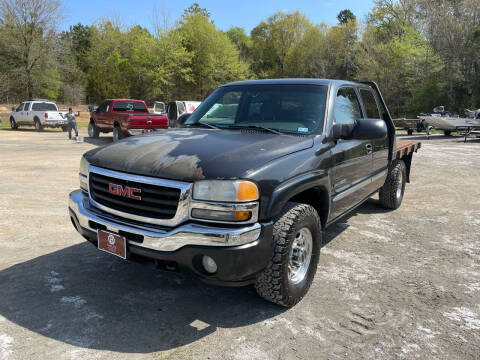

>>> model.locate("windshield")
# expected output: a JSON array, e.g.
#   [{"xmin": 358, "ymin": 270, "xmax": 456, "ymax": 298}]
[
  {"xmin": 186, "ymin": 84, "xmax": 327, "ymax": 134},
  {"xmin": 32, "ymin": 102, "xmax": 57, "ymax": 111},
  {"xmin": 113, "ymin": 101, "xmax": 148, "ymax": 112}
]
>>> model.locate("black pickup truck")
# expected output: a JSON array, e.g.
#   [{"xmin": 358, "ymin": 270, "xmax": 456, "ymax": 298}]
[{"xmin": 69, "ymin": 79, "xmax": 420, "ymax": 307}]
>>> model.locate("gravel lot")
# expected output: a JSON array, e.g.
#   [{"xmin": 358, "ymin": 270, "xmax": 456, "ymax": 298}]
[{"xmin": 0, "ymin": 129, "xmax": 479, "ymax": 360}]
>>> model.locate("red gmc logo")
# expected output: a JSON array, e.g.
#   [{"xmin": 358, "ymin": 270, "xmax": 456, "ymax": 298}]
[{"xmin": 108, "ymin": 183, "xmax": 142, "ymax": 200}]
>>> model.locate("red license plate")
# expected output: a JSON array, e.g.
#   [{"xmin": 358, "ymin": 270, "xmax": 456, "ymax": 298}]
[{"xmin": 97, "ymin": 230, "xmax": 126, "ymax": 259}]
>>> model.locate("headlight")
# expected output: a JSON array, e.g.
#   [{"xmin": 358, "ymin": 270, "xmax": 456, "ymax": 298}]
[
  {"xmin": 193, "ymin": 180, "xmax": 259, "ymax": 202},
  {"xmin": 79, "ymin": 156, "xmax": 89, "ymax": 192}
]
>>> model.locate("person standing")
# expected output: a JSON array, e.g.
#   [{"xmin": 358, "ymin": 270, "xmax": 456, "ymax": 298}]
[{"xmin": 61, "ymin": 107, "xmax": 80, "ymax": 139}]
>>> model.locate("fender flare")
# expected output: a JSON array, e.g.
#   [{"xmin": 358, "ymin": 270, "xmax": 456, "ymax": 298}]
[{"xmin": 264, "ymin": 170, "xmax": 331, "ymax": 221}]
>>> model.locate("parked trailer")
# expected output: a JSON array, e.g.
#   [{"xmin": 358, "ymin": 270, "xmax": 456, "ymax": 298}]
[{"xmin": 455, "ymin": 123, "xmax": 480, "ymax": 142}]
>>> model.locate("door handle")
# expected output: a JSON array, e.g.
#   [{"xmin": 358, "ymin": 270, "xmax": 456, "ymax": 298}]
[{"xmin": 365, "ymin": 144, "xmax": 373, "ymax": 154}]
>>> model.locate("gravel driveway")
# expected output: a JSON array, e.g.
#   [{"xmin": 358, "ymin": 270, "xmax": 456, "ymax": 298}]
[{"xmin": 0, "ymin": 129, "xmax": 479, "ymax": 360}]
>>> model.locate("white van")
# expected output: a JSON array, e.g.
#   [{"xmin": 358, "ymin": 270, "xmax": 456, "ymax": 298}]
[{"xmin": 167, "ymin": 101, "xmax": 201, "ymax": 127}]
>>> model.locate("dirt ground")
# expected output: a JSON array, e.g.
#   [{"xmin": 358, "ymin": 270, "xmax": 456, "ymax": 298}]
[{"xmin": 0, "ymin": 128, "xmax": 479, "ymax": 360}]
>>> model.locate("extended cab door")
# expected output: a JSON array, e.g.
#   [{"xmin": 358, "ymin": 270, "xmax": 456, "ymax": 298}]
[
  {"xmin": 15, "ymin": 103, "xmax": 26, "ymax": 123},
  {"xmin": 358, "ymin": 87, "xmax": 389, "ymax": 186},
  {"xmin": 329, "ymin": 87, "xmax": 375, "ymax": 220},
  {"xmin": 95, "ymin": 101, "xmax": 111, "ymax": 130},
  {"xmin": 24, "ymin": 102, "xmax": 33, "ymax": 123}
]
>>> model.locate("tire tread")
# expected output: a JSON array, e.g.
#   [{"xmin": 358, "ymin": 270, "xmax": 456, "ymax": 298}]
[{"xmin": 255, "ymin": 203, "xmax": 321, "ymax": 307}]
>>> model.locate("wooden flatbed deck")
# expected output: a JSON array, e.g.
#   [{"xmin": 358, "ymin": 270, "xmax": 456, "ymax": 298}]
[{"xmin": 396, "ymin": 139, "xmax": 421, "ymax": 159}]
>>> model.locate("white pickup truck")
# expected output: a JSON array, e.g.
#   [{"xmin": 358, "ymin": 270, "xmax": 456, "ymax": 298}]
[{"xmin": 9, "ymin": 100, "xmax": 68, "ymax": 131}]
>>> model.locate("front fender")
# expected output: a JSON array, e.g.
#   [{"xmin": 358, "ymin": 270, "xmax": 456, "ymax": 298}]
[{"xmin": 264, "ymin": 170, "xmax": 331, "ymax": 220}]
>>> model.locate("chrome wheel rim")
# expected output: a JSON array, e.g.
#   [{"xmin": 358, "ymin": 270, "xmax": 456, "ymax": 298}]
[
  {"xmin": 88, "ymin": 124, "xmax": 93, "ymax": 137},
  {"xmin": 396, "ymin": 171, "xmax": 403, "ymax": 200},
  {"xmin": 288, "ymin": 227, "xmax": 313, "ymax": 284}
]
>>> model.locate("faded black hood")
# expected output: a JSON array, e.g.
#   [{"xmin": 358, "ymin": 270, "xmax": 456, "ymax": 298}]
[{"xmin": 85, "ymin": 129, "xmax": 313, "ymax": 181}]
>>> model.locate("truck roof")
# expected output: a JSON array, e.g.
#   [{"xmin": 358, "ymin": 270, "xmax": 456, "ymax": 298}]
[
  {"xmin": 105, "ymin": 99, "xmax": 146, "ymax": 102},
  {"xmin": 223, "ymin": 78, "xmax": 363, "ymax": 87}
]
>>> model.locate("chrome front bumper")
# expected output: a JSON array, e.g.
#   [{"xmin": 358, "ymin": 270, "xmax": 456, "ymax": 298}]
[{"xmin": 68, "ymin": 190, "xmax": 262, "ymax": 252}]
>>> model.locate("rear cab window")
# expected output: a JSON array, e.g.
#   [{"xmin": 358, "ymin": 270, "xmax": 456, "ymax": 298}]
[
  {"xmin": 359, "ymin": 88, "xmax": 381, "ymax": 119},
  {"xmin": 32, "ymin": 102, "xmax": 57, "ymax": 111},
  {"xmin": 113, "ymin": 101, "xmax": 148, "ymax": 112}
]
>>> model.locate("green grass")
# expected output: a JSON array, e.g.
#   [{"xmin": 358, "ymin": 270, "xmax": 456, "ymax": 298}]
[{"xmin": 0, "ymin": 117, "xmax": 11, "ymax": 129}]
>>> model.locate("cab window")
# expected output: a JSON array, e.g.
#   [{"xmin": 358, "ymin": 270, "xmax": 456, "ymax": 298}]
[
  {"xmin": 16, "ymin": 103, "xmax": 24, "ymax": 112},
  {"xmin": 359, "ymin": 89, "xmax": 381, "ymax": 119},
  {"xmin": 334, "ymin": 87, "xmax": 362, "ymax": 125}
]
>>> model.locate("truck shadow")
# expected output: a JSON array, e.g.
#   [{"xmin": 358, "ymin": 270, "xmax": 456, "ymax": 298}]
[
  {"xmin": 322, "ymin": 198, "xmax": 389, "ymax": 246},
  {"xmin": 0, "ymin": 242, "xmax": 284, "ymax": 353},
  {"xmin": 0, "ymin": 127, "xmax": 61, "ymax": 133},
  {"xmin": 83, "ymin": 136, "xmax": 113, "ymax": 146}
]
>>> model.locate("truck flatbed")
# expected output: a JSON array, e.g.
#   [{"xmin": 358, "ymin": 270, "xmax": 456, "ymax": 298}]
[{"xmin": 396, "ymin": 139, "xmax": 421, "ymax": 159}]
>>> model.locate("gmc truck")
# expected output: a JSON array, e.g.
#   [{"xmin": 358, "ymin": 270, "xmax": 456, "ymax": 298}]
[
  {"xmin": 69, "ymin": 79, "xmax": 421, "ymax": 307},
  {"xmin": 88, "ymin": 99, "xmax": 168, "ymax": 141}
]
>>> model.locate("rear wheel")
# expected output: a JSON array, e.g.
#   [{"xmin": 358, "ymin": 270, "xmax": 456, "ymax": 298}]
[
  {"xmin": 444, "ymin": 130, "xmax": 452, "ymax": 136},
  {"xmin": 255, "ymin": 203, "xmax": 321, "ymax": 307},
  {"xmin": 34, "ymin": 117, "xmax": 43, "ymax": 131},
  {"xmin": 407, "ymin": 129, "xmax": 413, "ymax": 135},
  {"xmin": 61, "ymin": 125, "xmax": 68, "ymax": 132},
  {"xmin": 88, "ymin": 122, "xmax": 100, "ymax": 138},
  {"xmin": 379, "ymin": 160, "xmax": 406, "ymax": 210},
  {"xmin": 112, "ymin": 125, "xmax": 124, "ymax": 142},
  {"xmin": 10, "ymin": 117, "xmax": 18, "ymax": 130}
]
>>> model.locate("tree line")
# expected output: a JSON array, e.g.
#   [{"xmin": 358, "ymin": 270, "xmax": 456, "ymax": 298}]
[{"xmin": 0, "ymin": 0, "xmax": 479, "ymax": 117}]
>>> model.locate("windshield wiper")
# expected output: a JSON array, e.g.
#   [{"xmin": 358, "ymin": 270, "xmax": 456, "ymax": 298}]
[
  {"xmin": 226, "ymin": 124, "xmax": 282, "ymax": 135},
  {"xmin": 188, "ymin": 122, "xmax": 219, "ymax": 129}
]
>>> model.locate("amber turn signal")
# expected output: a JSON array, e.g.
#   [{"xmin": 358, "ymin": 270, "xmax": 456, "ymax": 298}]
[
  {"xmin": 234, "ymin": 211, "xmax": 252, "ymax": 221},
  {"xmin": 236, "ymin": 181, "xmax": 259, "ymax": 202}
]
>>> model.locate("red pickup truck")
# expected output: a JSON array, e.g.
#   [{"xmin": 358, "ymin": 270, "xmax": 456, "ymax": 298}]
[{"xmin": 88, "ymin": 99, "xmax": 168, "ymax": 141}]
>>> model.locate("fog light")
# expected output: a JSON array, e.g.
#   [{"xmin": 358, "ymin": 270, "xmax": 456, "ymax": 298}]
[{"xmin": 202, "ymin": 255, "xmax": 217, "ymax": 274}]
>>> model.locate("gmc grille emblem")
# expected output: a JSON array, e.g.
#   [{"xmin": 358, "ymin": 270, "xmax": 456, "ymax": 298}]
[{"xmin": 108, "ymin": 183, "xmax": 142, "ymax": 200}]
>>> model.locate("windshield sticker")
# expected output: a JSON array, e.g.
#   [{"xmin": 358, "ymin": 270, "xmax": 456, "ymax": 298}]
[{"xmin": 297, "ymin": 127, "xmax": 309, "ymax": 133}]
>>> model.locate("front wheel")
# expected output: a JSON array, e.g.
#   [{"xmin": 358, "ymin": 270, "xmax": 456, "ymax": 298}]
[
  {"xmin": 407, "ymin": 129, "xmax": 413, "ymax": 135},
  {"xmin": 255, "ymin": 203, "xmax": 321, "ymax": 307},
  {"xmin": 10, "ymin": 117, "xmax": 18, "ymax": 130},
  {"xmin": 88, "ymin": 122, "xmax": 100, "ymax": 138},
  {"xmin": 444, "ymin": 130, "xmax": 452, "ymax": 136},
  {"xmin": 379, "ymin": 160, "xmax": 406, "ymax": 210}
]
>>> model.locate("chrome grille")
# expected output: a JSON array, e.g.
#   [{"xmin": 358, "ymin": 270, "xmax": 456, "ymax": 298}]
[{"xmin": 87, "ymin": 166, "xmax": 192, "ymax": 226}]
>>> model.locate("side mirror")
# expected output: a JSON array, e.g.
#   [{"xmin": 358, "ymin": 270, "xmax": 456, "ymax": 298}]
[{"xmin": 351, "ymin": 118, "xmax": 388, "ymax": 140}]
